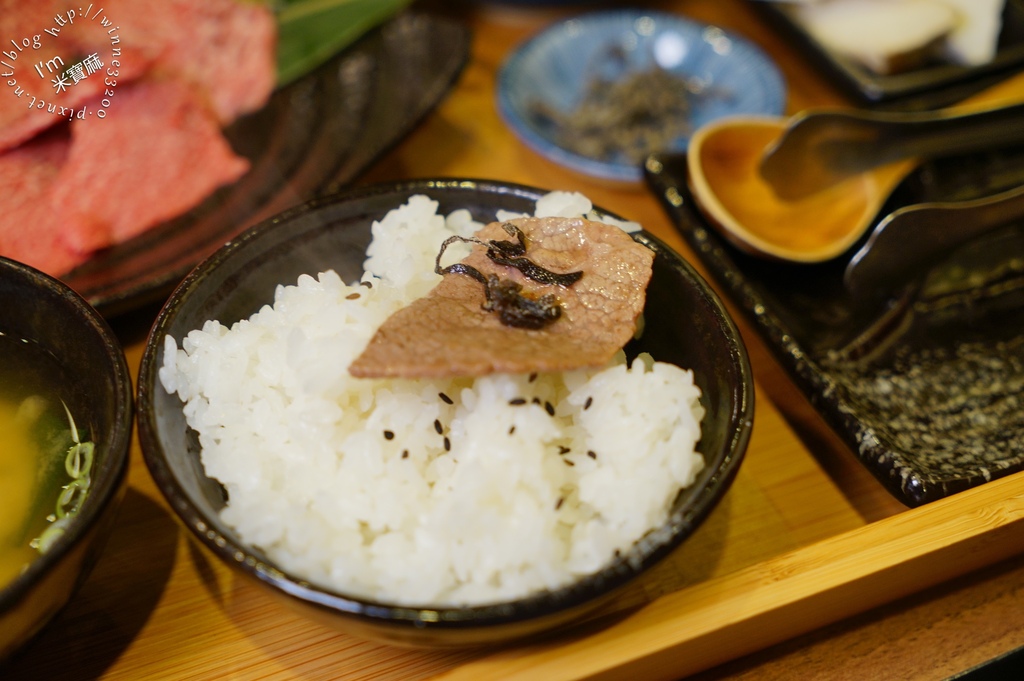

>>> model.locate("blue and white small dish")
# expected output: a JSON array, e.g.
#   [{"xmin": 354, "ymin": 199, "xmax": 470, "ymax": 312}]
[{"xmin": 497, "ymin": 10, "xmax": 786, "ymax": 182}]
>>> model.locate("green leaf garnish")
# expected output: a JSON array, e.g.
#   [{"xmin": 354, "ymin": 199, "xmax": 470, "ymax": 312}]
[
  {"xmin": 275, "ymin": 0, "xmax": 413, "ymax": 86},
  {"xmin": 29, "ymin": 401, "xmax": 95, "ymax": 554}
]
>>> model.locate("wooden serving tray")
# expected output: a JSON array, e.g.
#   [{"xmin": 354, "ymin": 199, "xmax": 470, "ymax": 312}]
[
  {"xmin": 436, "ymin": 474, "xmax": 1024, "ymax": 680},
  {"xmin": 6, "ymin": 325, "xmax": 1020, "ymax": 681},
  {"xmin": 6, "ymin": 2, "xmax": 1024, "ymax": 678}
]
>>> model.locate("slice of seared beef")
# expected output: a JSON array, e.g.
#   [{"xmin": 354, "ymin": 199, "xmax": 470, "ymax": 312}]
[{"xmin": 350, "ymin": 217, "xmax": 655, "ymax": 378}]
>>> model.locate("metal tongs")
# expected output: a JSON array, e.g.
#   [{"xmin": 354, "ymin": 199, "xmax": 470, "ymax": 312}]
[
  {"xmin": 758, "ymin": 102, "xmax": 1024, "ymax": 201},
  {"xmin": 844, "ymin": 182, "xmax": 1024, "ymax": 296},
  {"xmin": 830, "ymin": 184, "xmax": 1024, "ymax": 361}
]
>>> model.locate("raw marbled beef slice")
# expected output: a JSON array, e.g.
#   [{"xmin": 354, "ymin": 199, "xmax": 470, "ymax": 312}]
[
  {"xmin": 80, "ymin": 0, "xmax": 276, "ymax": 123},
  {"xmin": 0, "ymin": 0, "xmax": 152, "ymax": 152},
  {"xmin": 0, "ymin": 129, "xmax": 86, "ymax": 275},
  {"xmin": 145, "ymin": 0, "xmax": 277, "ymax": 122},
  {"xmin": 52, "ymin": 78, "xmax": 249, "ymax": 254},
  {"xmin": 0, "ymin": 0, "xmax": 274, "ymax": 152}
]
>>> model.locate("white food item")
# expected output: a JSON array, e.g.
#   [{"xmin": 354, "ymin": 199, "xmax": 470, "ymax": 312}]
[
  {"xmin": 159, "ymin": 193, "xmax": 705, "ymax": 607},
  {"xmin": 791, "ymin": 0, "xmax": 1006, "ymax": 73},
  {"xmin": 938, "ymin": 0, "xmax": 1004, "ymax": 66},
  {"xmin": 794, "ymin": 0, "xmax": 957, "ymax": 74}
]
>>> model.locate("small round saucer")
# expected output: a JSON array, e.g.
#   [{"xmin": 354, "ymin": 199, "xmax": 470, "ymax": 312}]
[{"xmin": 497, "ymin": 10, "xmax": 786, "ymax": 182}]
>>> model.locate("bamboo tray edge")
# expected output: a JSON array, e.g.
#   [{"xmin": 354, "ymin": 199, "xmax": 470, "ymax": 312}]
[{"xmin": 434, "ymin": 470, "xmax": 1024, "ymax": 681}]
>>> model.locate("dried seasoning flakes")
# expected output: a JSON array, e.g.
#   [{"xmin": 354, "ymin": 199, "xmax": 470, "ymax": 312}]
[{"xmin": 348, "ymin": 216, "xmax": 654, "ymax": 378}]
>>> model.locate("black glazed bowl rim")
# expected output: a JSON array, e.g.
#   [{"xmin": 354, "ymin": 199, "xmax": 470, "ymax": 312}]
[
  {"xmin": 0, "ymin": 258, "xmax": 133, "ymax": 626},
  {"xmin": 137, "ymin": 178, "xmax": 754, "ymax": 644}
]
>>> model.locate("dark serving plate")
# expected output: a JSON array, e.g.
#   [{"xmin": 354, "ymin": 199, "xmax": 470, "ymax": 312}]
[
  {"xmin": 750, "ymin": 0, "xmax": 1024, "ymax": 107},
  {"xmin": 646, "ymin": 148, "xmax": 1024, "ymax": 507},
  {"xmin": 137, "ymin": 178, "xmax": 753, "ymax": 646},
  {"xmin": 62, "ymin": 12, "xmax": 470, "ymax": 318}
]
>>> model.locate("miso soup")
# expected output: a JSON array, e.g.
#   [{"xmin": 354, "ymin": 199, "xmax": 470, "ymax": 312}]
[{"xmin": 0, "ymin": 331, "xmax": 91, "ymax": 589}]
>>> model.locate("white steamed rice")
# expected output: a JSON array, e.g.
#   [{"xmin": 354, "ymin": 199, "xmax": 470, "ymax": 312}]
[{"xmin": 159, "ymin": 191, "xmax": 704, "ymax": 606}]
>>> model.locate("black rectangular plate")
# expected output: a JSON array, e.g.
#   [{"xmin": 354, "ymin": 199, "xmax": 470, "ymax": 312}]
[{"xmin": 646, "ymin": 149, "xmax": 1024, "ymax": 506}]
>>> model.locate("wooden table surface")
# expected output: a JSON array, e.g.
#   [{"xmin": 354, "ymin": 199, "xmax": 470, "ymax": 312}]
[{"xmin": 6, "ymin": 1, "xmax": 1024, "ymax": 679}]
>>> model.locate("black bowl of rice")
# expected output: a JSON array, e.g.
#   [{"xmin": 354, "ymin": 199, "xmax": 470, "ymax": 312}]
[{"xmin": 137, "ymin": 178, "xmax": 753, "ymax": 646}]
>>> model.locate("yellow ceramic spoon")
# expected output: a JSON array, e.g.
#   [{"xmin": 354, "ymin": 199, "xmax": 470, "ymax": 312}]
[{"xmin": 686, "ymin": 70, "xmax": 1024, "ymax": 263}]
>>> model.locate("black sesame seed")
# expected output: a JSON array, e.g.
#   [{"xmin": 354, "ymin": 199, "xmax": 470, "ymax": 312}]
[
  {"xmin": 438, "ymin": 392, "xmax": 453, "ymax": 405},
  {"xmin": 361, "ymin": 280, "xmax": 373, "ymax": 288},
  {"xmin": 544, "ymin": 401, "xmax": 555, "ymax": 416},
  {"xmin": 509, "ymin": 425, "xmax": 516, "ymax": 435},
  {"xmin": 528, "ymin": 372, "xmax": 538, "ymax": 383},
  {"xmin": 444, "ymin": 436, "xmax": 451, "ymax": 452},
  {"xmin": 584, "ymin": 396, "xmax": 593, "ymax": 410},
  {"xmin": 558, "ymin": 446, "xmax": 571, "ymax": 455},
  {"xmin": 383, "ymin": 430, "xmax": 394, "ymax": 440},
  {"xmin": 509, "ymin": 398, "xmax": 527, "ymax": 406},
  {"xmin": 532, "ymin": 397, "xmax": 541, "ymax": 405},
  {"xmin": 614, "ymin": 549, "xmax": 621, "ymax": 558},
  {"xmin": 555, "ymin": 497, "xmax": 564, "ymax": 510},
  {"xmin": 346, "ymin": 292, "xmax": 361, "ymax": 300},
  {"xmin": 401, "ymin": 450, "xmax": 409, "ymax": 459},
  {"xmin": 587, "ymin": 450, "xmax": 597, "ymax": 459},
  {"xmin": 434, "ymin": 419, "xmax": 443, "ymax": 434},
  {"xmin": 564, "ymin": 459, "xmax": 575, "ymax": 467}
]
